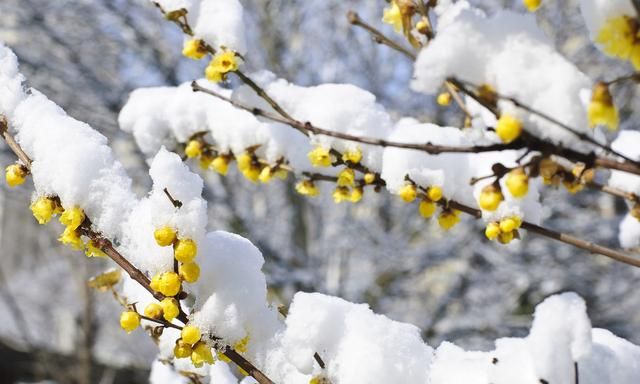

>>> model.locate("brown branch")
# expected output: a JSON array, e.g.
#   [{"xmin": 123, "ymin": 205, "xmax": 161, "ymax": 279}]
[
  {"xmin": 163, "ymin": 187, "xmax": 183, "ymax": 208},
  {"xmin": 234, "ymin": 70, "xmax": 295, "ymax": 121},
  {"xmin": 0, "ymin": 117, "xmax": 275, "ymax": 384},
  {"xmin": 347, "ymin": 11, "xmax": 417, "ymax": 61}
]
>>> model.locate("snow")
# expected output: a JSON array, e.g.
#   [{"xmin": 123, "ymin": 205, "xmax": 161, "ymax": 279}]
[
  {"xmin": 149, "ymin": 359, "xmax": 191, "ymax": 384},
  {"xmin": 192, "ymin": 0, "xmax": 247, "ymax": 54}
]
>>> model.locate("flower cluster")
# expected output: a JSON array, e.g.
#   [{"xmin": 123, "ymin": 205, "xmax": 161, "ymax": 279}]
[
  {"xmin": 485, "ymin": 216, "xmax": 523, "ymax": 244},
  {"xmin": 182, "ymin": 38, "xmax": 240, "ymax": 83},
  {"xmin": 595, "ymin": 15, "xmax": 640, "ymax": 70}
]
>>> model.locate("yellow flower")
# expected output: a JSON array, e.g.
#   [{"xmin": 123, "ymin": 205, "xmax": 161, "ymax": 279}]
[
  {"xmin": 151, "ymin": 272, "xmax": 181, "ymax": 297},
  {"xmin": 438, "ymin": 210, "xmax": 461, "ymax": 230},
  {"xmin": 499, "ymin": 217, "xmax": 519, "ymax": 233},
  {"xmin": 427, "ymin": 186, "xmax": 443, "ymax": 202},
  {"xmin": 88, "ymin": 269, "xmax": 121, "ymax": 292},
  {"xmin": 179, "ymin": 262, "xmax": 201, "ymax": 283},
  {"xmin": 120, "ymin": 311, "xmax": 140, "ymax": 333},
  {"xmin": 505, "ymin": 168, "xmax": 529, "ymax": 198},
  {"xmin": 181, "ymin": 325, "xmax": 202, "ymax": 345},
  {"xmin": 144, "ymin": 303, "xmax": 163, "ymax": 320},
  {"xmin": 205, "ymin": 51, "xmax": 239, "ymax": 83},
  {"xmin": 5, "ymin": 164, "xmax": 26, "ymax": 187},
  {"xmin": 174, "ymin": 340, "xmax": 192, "ymax": 359},
  {"xmin": 217, "ymin": 351, "xmax": 231, "ymax": 363},
  {"xmin": 182, "ymin": 39, "xmax": 207, "ymax": 60},
  {"xmin": 398, "ymin": 184, "xmax": 417, "ymax": 203},
  {"xmin": 211, "ymin": 155, "xmax": 230, "ymax": 175},
  {"xmin": 596, "ymin": 16, "xmax": 635, "ymax": 59},
  {"xmin": 308, "ymin": 147, "xmax": 332, "ymax": 167},
  {"xmin": 236, "ymin": 152, "xmax": 252, "ymax": 172},
  {"xmin": 495, "ymin": 114, "xmax": 523, "ymax": 143},
  {"xmin": 563, "ymin": 179, "xmax": 584, "ymax": 194},
  {"xmin": 241, "ymin": 164, "xmax": 262, "ymax": 182},
  {"xmin": 337, "ymin": 168, "xmax": 356, "ymax": 187},
  {"xmin": 295, "ymin": 180, "xmax": 319, "ymax": 197},
  {"xmin": 60, "ymin": 206, "xmax": 85, "ymax": 230},
  {"xmin": 333, "ymin": 186, "xmax": 350, "ymax": 203},
  {"xmin": 275, "ymin": 168, "xmax": 289, "ymax": 180},
  {"xmin": 382, "ymin": 1, "xmax": 403, "ymax": 33},
  {"xmin": 185, "ymin": 140, "xmax": 203, "ymax": 159},
  {"xmin": 364, "ymin": 173, "xmax": 376, "ymax": 185},
  {"xmin": 30, "ymin": 196, "xmax": 57, "ymax": 224},
  {"xmin": 234, "ymin": 335, "xmax": 250, "ymax": 354},
  {"xmin": 477, "ymin": 84, "xmax": 497, "ymax": 106},
  {"xmin": 523, "ymin": 0, "xmax": 541, "ymax": 12},
  {"xmin": 85, "ymin": 240, "xmax": 107, "ymax": 258},
  {"xmin": 498, "ymin": 230, "xmax": 515, "ymax": 244},
  {"xmin": 539, "ymin": 158, "xmax": 558, "ymax": 180},
  {"xmin": 191, "ymin": 342, "xmax": 215, "ymax": 367},
  {"xmin": 419, "ymin": 199, "xmax": 436, "ymax": 218},
  {"xmin": 631, "ymin": 44, "xmax": 640, "ymax": 70},
  {"xmin": 174, "ymin": 238, "xmax": 197, "ymax": 263},
  {"xmin": 485, "ymin": 222, "xmax": 501, "ymax": 240},
  {"xmin": 588, "ymin": 82, "xmax": 618, "ymax": 130},
  {"xmin": 259, "ymin": 167, "xmax": 274, "ymax": 183},
  {"xmin": 160, "ymin": 298, "xmax": 180, "ymax": 321},
  {"xmin": 479, "ymin": 185, "xmax": 503, "ymax": 211},
  {"xmin": 59, "ymin": 227, "xmax": 85, "ymax": 250},
  {"xmin": 350, "ymin": 187, "xmax": 363, "ymax": 203},
  {"xmin": 154, "ymin": 226, "xmax": 177, "ymax": 247},
  {"xmin": 437, "ymin": 92, "xmax": 452, "ymax": 106},
  {"xmin": 342, "ymin": 149, "xmax": 362, "ymax": 164}
]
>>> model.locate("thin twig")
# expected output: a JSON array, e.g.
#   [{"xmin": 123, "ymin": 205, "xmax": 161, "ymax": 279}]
[
  {"xmin": 163, "ymin": 187, "xmax": 183, "ymax": 208},
  {"xmin": 347, "ymin": 11, "xmax": 417, "ymax": 60}
]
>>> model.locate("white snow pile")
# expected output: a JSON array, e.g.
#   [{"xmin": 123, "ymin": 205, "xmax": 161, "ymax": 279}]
[
  {"xmin": 153, "ymin": 0, "xmax": 247, "ymax": 54},
  {"xmin": 411, "ymin": 3, "xmax": 598, "ymax": 150}
]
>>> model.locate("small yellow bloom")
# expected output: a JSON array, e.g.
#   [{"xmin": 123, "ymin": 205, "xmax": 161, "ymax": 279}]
[
  {"xmin": 350, "ymin": 187, "xmax": 363, "ymax": 203},
  {"xmin": 427, "ymin": 186, "xmax": 443, "ymax": 202},
  {"xmin": 438, "ymin": 210, "xmax": 461, "ymax": 230},
  {"xmin": 382, "ymin": 1, "xmax": 403, "ymax": 33},
  {"xmin": 179, "ymin": 262, "xmax": 201, "ymax": 283},
  {"xmin": 419, "ymin": 199, "xmax": 436, "ymax": 218},
  {"xmin": 342, "ymin": 149, "xmax": 362, "ymax": 164},
  {"xmin": 30, "ymin": 196, "xmax": 57, "ymax": 224},
  {"xmin": 333, "ymin": 186, "xmax": 350, "ymax": 203},
  {"xmin": 211, "ymin": 155, "xmax": 230, "ymax": 175},
  {"xmin": 154, "ymin": 226, "xmax": 177, "ymax": 247},
  {"xmin": 295, "ymin": 180, "xmax": 319, "ymax": 197},
  {"xmin": 499, "ymin": 217, "xmax": 519, "ymax": 233},
  {"xmin": 88, "ymin": 269, "xmax": 121, "ymax": 292},
  {"xmin": 5, "ymin": 164, "xmax": 26, "ymax": 187},
  {"xmin": 539, "ymin": 158, "xmax": 558, "ymax": 180},
  {"xmin": 174, "ymin": 340, "xmax": 193, "ymax": 359},
  {"xmin": 398, "ymin": 184, "xmax": 417, "ymax": 203},
  {"xmin": 523, "ymin": 0, "xmax": 541, "ymax": 12},
  {"xmin": 241, "ymin": 164, "xmax": 262, "ymax": 182},
  {"xmin": 498, "ymin": 230, "xmax": 515, "ymax": 244},
  {"xmin": 364, "ymin": 173, "xmax": 376, "ymax": 185},
  {"xmin": 275, "ymin": 168, "xmax": 289, "ymax": 180},
  {"xmin": 259, "ymin": 166, "xmax": 274, "ymax": 183},
  {"xmin": 151, "ymin": 272, "xmax": 181, "ymax": 297},
  {"xmin": 437, "ymin": 92, "xmax": 452, "ymax": 106},
  {"xmin": 631, "ymin": 44, "xmax": 640, "ymax": 70},
  {"xmin": 477, "ymin": 84, "xmax": 497, "ymax": 106},
  {"xmin": 85, "ymin": 240, "xmax": 107, "ymax": 258},
  {"xmin": 205, "ymin": 51, "xmax": 239, "ymax": 83},
  {"xmin": 185, "ymin": 140, "xmax": 203, "ymax": 159},
  {"xmin": 236, "ymin": 153, "xmax": 252, "ymax": 172},
  {"xmin": 505, "ymin": 168, "xmax": 529, "ymax": 198},
  {"xmin": 485, "ymin": 222, "xmax": 501, "ymax": 240},
  {"xmin": 479, "ymin": 185, "xmax": 503, "ymax": 211},
  {"xmin": 337, "ymin": 168, "xmax": 356, "ymax": 187},
  {"xmin": 144, "ymin": 303, "xmax": 163, "ymax": 320},
  {"xmin": 182, "ymin": 39, "xmax": 207, "ymax": 60},
  {"xmin": 174, "ymin": 238, "xmax": 197, "ymax": 263},
  {"xmin": 588, "ymin": 82, "xmax": 618, "ymax": 130},
  {"xmin": 495, "ymin": 114, "xmax": 523, "ymax": 143},
  {"xmin": 308, "ymin": 147, "xmax": 332, "ymax": 167},
  {"xmin": 60, "ymin": 206, "xmax": 85, "ymax": 230},
  {"xmin": 181, "ymin": 325, "xmax": 201, "ymax": 345},
  {"xmin": 563, "ymin": 179, "xmax": 584, "ymax": 194},
  {"xmin": 217, "ymin": 351, "xmax": 231, "ymax": 363},
  {"xmin": 234, "ymin": 335, "xmax": 250, "ymax": 354},
  {"xmin": 59, "ymin": 227, "xmax": 85, "ymax": 250},
  {"xmin": 120, "ymin": 311, "xmax": 140, "ymax": 333},
  {"xmin": 160, "ymin": 298, "xmax": 180, "ymax": 321},
  {"xmin": 191, "ymin": 342, "xmax": 215, "ymax": 367},
  {"xmin": 596, "ymin": 16, "xmax": 635, "ymax": 59}
]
